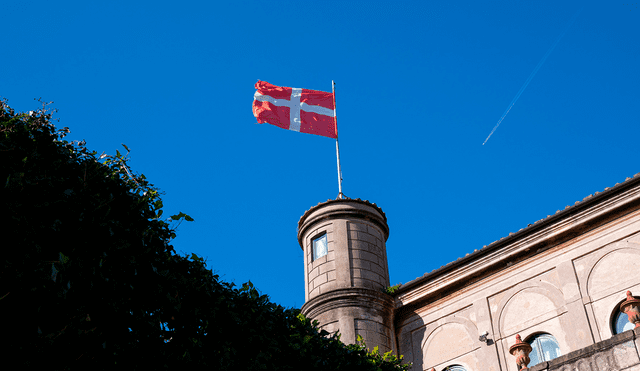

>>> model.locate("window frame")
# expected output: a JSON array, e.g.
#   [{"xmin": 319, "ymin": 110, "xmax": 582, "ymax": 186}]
[
  {"xmin": 611, "ymin": 297, "xmax": 635, "ymax": 335},
  {"xmin": 312, "ymin": 233, "xmax": 328, "ymax": 261},
  {"xmin": 525, "ymin": 332, "xmax": 561, "ymax": 367}
]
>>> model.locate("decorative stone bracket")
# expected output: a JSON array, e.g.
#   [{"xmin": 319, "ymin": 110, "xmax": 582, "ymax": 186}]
[
  {"xmin": 620, "ymin": 290, "xmax": 640, "ymax": 329},
  {"xmin": 510, "ymin": 334, "xmax": 533, "ymax": 370}
]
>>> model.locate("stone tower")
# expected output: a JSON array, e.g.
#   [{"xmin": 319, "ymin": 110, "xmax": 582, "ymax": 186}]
[{"xmin": 298, "ymin": 198, "xmax": 396, "ymax": 353}]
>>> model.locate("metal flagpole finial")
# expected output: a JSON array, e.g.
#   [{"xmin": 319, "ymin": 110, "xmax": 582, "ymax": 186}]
[{"xmin": 333, "ymin": 80, "xmax": 343, "ymax": 200}]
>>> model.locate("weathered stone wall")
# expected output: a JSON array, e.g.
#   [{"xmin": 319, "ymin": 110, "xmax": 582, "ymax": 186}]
[
  {"xmin": 305, "ymin": 221, "xmax": 337, "ymax": 300},
  {"xmin": 299, "ymin": 200, "xmax": 389, "ymax": 302},
  {"xmin": 355, "ymin": 318, "xmax": 393, "ymax": 352},
  {"xmin": 302, "ymin": 287, "xmax": 396, "ymax": 354},
  {"xmin": 395, "ymin": 222, "xmax": 640, "ymax": 371},
  {"xmin": 392, "ymin": 177, "xmax": 640, "ymax": 371},
  {"xmin": 348, "ymin": 220, "xmax": 390, "ymax": 291}
]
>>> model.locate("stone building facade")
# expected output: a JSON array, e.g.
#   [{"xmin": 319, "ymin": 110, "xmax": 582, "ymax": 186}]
[{"xmin": 298, "ymin": 173, "xmax": 640, "ymax": 371}]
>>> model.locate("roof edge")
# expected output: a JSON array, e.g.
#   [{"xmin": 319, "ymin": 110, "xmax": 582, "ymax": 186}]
[
  {"xmin": 394, "ymin": 172, "xmax": 640, "ymax": 297},
  {"xmin": 297, "ymin": 197, "xmax": 387, "ymax": 230}
]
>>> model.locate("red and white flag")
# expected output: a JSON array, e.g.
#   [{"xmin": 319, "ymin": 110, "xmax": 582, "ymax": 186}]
[{"xmin": 253, "ymin": 81, "xmax": 337, "ymax": 139}]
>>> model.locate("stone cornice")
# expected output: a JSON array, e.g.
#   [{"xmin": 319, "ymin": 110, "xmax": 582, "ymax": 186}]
[
  {"xmin": 394, "ymin": 174, "xmax": 640, "ymax": 318},
  {"xmin": 301, "ymin": 287, "xmax": 395, "ymax": 319},
  {"xmin": 297, "ymin": 198, "xmax": 389, "ymax": 248}
]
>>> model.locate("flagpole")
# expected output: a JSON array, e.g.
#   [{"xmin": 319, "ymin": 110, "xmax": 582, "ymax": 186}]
[{"xmin": 333, "ymin": 80, "xmax": 343, "ymax": 199}]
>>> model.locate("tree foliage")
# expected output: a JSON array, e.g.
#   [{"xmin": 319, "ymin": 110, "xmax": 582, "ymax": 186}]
[{"xmin": 0, "ymin": 99, "xmax": 410, "ymax": 371}]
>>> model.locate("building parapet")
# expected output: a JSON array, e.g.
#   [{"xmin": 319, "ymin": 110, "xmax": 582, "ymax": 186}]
[{"xmin": 529, "ymin": 327, "xmax": 640, "ymax": 371}]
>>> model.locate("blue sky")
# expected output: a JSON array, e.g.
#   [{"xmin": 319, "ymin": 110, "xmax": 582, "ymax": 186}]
[{"xmin": 3, "ymin": 1, "xmax": 639, "ymax": 309}]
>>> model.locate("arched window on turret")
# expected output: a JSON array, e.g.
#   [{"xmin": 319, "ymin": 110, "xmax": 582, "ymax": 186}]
[
  {"xmin": 526, "ymin": 333, "xmax": 561, "ymax": 368},
  {"xmin": 442, "ymin": 366, "xmax": 466, "ymax": 371}
]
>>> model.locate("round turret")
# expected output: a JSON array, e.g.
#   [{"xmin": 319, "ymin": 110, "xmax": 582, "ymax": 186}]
[{"xmin": 298, "ymin": 198, "xmax": 395, "ymax": 353}]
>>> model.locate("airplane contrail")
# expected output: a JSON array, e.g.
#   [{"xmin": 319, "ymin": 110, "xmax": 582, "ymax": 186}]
[{"xmin": 483, "ymin": 9, "xmax": 582, "ymax": 145}]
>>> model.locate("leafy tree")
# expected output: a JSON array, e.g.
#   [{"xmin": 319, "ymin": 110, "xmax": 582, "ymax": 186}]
[{"xmin": 0, "ymin": 99, "xmax": 410, "ymax": 371}]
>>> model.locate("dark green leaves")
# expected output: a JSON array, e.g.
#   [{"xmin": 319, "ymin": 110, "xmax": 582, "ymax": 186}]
[
  {"xmin": 1, "ymin": 98, "xmax": 409, "ymax": 371},
  {"xmin": 170, "ymin": 212, "xmax": 194, "ymax": 222}
]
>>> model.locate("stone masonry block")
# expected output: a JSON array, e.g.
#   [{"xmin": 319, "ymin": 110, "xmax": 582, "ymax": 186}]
[
  {"xmin": 361, "ymin": 269, "xmax": 381, "ymax": 282},
  {"xmin": 327, "ymin": 270, "xmax": 336, "ymax": 281},
  {"xmin": 360, "ymin": 250, "xmax": 379, "ymax": 263},
  {"xmin": 349, "ymin": 231, "xmax": 359, "ymax": 240},
  {"xmin": 377, "ymin": 323, "xmax": 389, "ymax": 335},
  {"xmin": 370, "ymin": 262, "xmax": 385, "ymax": 276},
  {"xmin": 308, "ymin": 266, "xmax": 319, "ymax": 281},
  {"xmin": 365, "ymin": 242, "xmax": 379, "ymax": 254},
  {"xmin": 355, "ymin": 319, "xmax": 379, "ymax": 332},
  {"xmin": 613, "ymin": 340, "xmax": 640, "ymax": 368},
  {"xmin": 540, "ymin": 339, "xmax": 639, "ymax": 371},
  {"xmin": 319, "ymin": 282, "xmax": 336, "ymax": 295},
  {"xmin": 352, "ymin": 259, "xmax": 371, "ymax": 270},
  {"xmin": 326, "ymin": 231, "xmax": 334, "ymax": 241},
  {"xmin": 349, "ymin": 222, "xmax": 368, "ymax": 232},
  {"xmin": 353, "ymin": 278, "xmax": 378, "ymax": 290},
  {"xmin": 349, "ymin": 240, "xmax": 367, "ymax": 251},
  {"xmin": 350, "ymin": 249, "xmax": 364, "ymax": 259},
  {"xmin": 351, "ymin": 241, "xmax": 372, "ymax": 252},
  {"xmin": 359, "ymin": 231, "xmax": 377, "ymax": 245},
  {"xmin": 353, "ymin": 268, "xmax": 361, "ymax": 278},
  {"xmin": 368, "ymin": 225, "xmax": 382, "ymax": 240},
  {"xmin": 312, "ymin": 255, "xmax": 327, "ymax": 266},
  {"xmin": 327, "ymin": 251, "xmax": 335, "ymax": 261},
  {"xmin": 310, "ymin": 286, "xmax": 320, "ymax": 298},
  {"xmin": 313, "ymin": 273, "xmax": 328, "ymax": 287},
  {"xmin": 369, "ymin": 332, "xmax": 384, "ymax": 346},
  {"xmin": 319, "ymin": 260, "xmax": 336, "ymax": 274},
  {"xmin": 380, "ymin": 272, "xmax": 388, "ymax": 285}
]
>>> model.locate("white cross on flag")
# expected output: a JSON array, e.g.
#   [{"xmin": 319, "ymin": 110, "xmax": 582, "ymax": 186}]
[{"xmin": 253, "ymin": 81, "xmax": 337, "ymax": 139}]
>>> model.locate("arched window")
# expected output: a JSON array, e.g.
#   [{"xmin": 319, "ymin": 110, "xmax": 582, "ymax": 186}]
[
  {"xmin": 526, "ymin": 333, "xmax": 561, "ymax": 367},
  {"xmin": 442, "ymin": 366, "xmax": 466, "ymax": 371},
  {"xmin": 613, "ymin": 309, "xmax": 634, "ymax": 335}
]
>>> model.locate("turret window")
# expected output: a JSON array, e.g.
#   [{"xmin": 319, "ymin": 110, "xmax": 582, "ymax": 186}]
[
  {"xmin": 443, "ymin": 366, "xmax": 466, "ymax": 371},
  {"xmin": 313, "ymin": 234, "xmax": 328, "ymax": 261}
]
